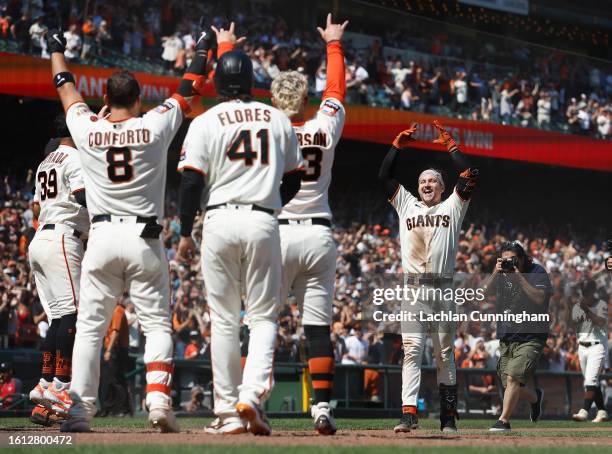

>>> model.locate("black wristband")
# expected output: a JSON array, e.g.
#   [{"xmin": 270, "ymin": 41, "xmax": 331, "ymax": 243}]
[{"xmin": 54, "ymin": 72, "xmax": 75, "ymax": 89}]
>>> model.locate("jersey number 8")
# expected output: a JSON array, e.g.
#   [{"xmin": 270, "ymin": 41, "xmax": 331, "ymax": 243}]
[
  {"xmin": 107, "ymin": 147, "xmax": 134, "ymax": 182},
  {"xmin": 38, "ymin": 169, "xmax": 58, "ymax": 201}
]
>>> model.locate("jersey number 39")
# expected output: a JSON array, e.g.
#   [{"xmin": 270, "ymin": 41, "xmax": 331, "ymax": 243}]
[{"xmin": 38, "ymin": 169, "xmax": 58, "ymax": 200}]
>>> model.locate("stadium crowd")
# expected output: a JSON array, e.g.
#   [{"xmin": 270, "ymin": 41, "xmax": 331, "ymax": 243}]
[
  {"xmin": 1, "ymin": 172, "xmax": 610, "ymax": 382},
  {"xmin": 1, "ymin": 0, "xmax": 611, "ymax": 139}
]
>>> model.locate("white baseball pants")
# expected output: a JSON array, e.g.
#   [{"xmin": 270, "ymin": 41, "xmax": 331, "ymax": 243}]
[
  {"xmin": 579, "ymin": 342, "xmax": 607, "ymax": 387},
  {"xmin": 201, "ymin": 208, "xmax": 279, "ymax": 417},
  {"xmin": 400, "ymin": 286, "xmax": 456, "ymax": 406},
  {"xmin": 68, "ymin": 220, "xmax": 174, "ymax": 420},
  {"xmin": 280, "ymin": 222, "xmax": 336, "ymax": 326},
  {"xmin": 28, "ymin": 225, "xmax": 83, "ymax": 320}
]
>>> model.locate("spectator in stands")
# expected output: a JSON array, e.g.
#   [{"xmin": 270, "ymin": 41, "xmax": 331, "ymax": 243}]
[
  {"xmin": 0, "ymin": 10, "xmax": 11, "ymax": 39},
  {"xmin": 185, "ymin": 385, "xmax": 205, "ymax": 412},
  {"xmin": 95, "ymin": 20, "xmax": 112, "ymax": 55},
  {"xmin": 64, "ymin": 24, "xmax": 82, "ymax": 63},
  {"xmin": 0, "ymin": 361, "xmax": 22, "ymax": 409},
  {"xmin": 161, "ymin": 31, "xmax": 183, "ymax": 72},
  {"xmin": 536, "ymin": 91, "xmax": 552, "ymax": 130},
  {"xmin": 99, "ymin": 300, "xmax": 132, "ymax": 417},
  {"xmin": 595, "ymin": 107, "xmax": 611, "ymax": 140},
  {"xmin": 125, "ymin": 301, "xmax": 140, "ymax": 354},
  {"xmin": 451, "ymin": 69, "xmax": 469, "ymax": 117},
  {"xmin": 28, "ymin": 14, "xmax": 45, "ymax": 57},
  {"xmin": 184, "ymin": 330, "xmax": 202, "ymax": 360},
  {"xmin": 500, "ymin": 84, "xmax": 518, "ymax": 125},
  {"xmin": 80, "ymin": 16, "xmax": 95, "ymax": 60},
  {"xmin": 172, "ymin": 294, "xmax": 196, "ymax": 358},
  {"xmin": 578, "ymin": 105, "xmax": 591, "ymax": 135},
  {"xmin": 364, "ymin": 331, "xmax": 384, "ymax": 402},
  {"xmin": 342, "ymin": 326, "xmax": 368, "ymax": 365},
  {"xmin": 346, "ymin": 58, "xmax": 369, "ymax": 104}
]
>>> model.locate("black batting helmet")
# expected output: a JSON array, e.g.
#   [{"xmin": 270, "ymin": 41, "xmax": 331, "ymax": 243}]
[{"xmin": 214, "ymin": 50, "xmax": 253, "ymax": 97}]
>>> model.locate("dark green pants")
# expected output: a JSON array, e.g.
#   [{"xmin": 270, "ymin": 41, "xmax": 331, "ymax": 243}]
[{"xmin": 497, "ymin": 339, "xmax": 544, "ymax": 388}]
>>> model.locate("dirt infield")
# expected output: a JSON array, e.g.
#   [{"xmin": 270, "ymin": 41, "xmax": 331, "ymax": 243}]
[{"xmin": 4, "ymin": 426, "xmax": 612, "ymax": 447}]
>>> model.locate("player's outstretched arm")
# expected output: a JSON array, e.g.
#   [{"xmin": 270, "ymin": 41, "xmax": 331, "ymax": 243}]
[
  {"xmin": 48, "ymin": 29, "xmax": 85, "ymax": 112},
  {"xmin": 175, "ymin": 27, "xmax": 215, "ymax": 105},
  {"xmin": 378, "ymin": 124, "xmax": 418, "ymax": 200},
  {"xmin": 318, "ymin": 13, "xmax": 348, "ymax": 103},
  {"xmin": 432, "ymin": 120, "xmax": 479, "ymax": 201}
]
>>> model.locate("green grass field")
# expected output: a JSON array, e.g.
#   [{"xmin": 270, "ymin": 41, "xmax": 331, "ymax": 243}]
[{"xmin": 1, "ymin": 417, "xmax": 611, "ymax": 453}]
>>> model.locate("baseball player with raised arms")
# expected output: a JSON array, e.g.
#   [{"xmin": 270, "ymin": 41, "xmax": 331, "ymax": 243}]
[
  {"xmin": 176, "ymin": 25, "xmax": 305, "ymax": 435},
  {"xmin": 46, "ymin": 24, "xmax": 212, "ymax": 432},
  {"xmin": 571, "ymin": 279, "xmax": 609, "ymax": 422},
  {"xmin": 270, "ymin": 13, "xmax": 347, "ymax": 435},
  {"xmin": 27, "ymin": 115, "xmax": 88, "ymax": 426},
  {"xmin": 378, "ymin": 121, "xmax": 479, "ymax": 433}
]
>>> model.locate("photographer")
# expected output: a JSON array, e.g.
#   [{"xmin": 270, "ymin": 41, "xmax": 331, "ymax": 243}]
[{"xmin": 482, "ymin": 241, "xmax": 551, "ymax": 433}]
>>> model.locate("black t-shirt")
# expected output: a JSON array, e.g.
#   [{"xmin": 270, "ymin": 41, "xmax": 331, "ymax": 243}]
[{"xmin": 495, "ymin": 263, "xmax": 552, "ymax": 342}]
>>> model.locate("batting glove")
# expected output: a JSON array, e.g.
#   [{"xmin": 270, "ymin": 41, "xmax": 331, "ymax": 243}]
[
  {"xmin": 392, "ymin": 123, "xmax": 418, "ymax": 149},
  {"xmin": 432, "ymin": 120, "xmax": 459, "ymax": 153},
  {"xmin": 46, "ymin": 29, "xmax": 66, "ymax": 54}
]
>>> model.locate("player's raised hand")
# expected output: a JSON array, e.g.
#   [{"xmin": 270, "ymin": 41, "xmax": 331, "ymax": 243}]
[
  {"xmin": 432, "ymin": 120, "xmax": 459, "ymax": 152},
  {"xmin": 46, "ymin": 28, "xmax": 66, "ymax": 54},
  {"xmin": 317, "ymin": 13, "xmax": 349, "ymax": 43},
  {"xmin": 211, "ymin": 22, "xmax": 246, "ymax": 46},
  {"xmin": 177, "ymin": 236, "xmax": 197, "ymax": 263},
  {"xmin": 392, "ymin": 123, "xmax": 418, "ymax": 149}
]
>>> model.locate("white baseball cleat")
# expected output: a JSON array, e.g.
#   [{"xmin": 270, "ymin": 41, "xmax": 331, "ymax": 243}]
[
  {"xmin": 29, "ymin": 379, "xmax": 50, "ymax": 407},
  {"xmin": 236, "ymin": 401, "xmax": 271, "ymax": 436},
  {"xmin": 572, "ymin": 409, "xmax": 589, "ymax": 422},
  {"xmin": 592, "ymin": 410, "xmax": 609, "ymax": 423},
  {"xmin": 43, "ymin": 381, "xmax": 72, "ymax": 415},
  {"xmin": 311, "ymin": 402, "xmax": 337, "ymax": 435},
  {"xmin": 149, "ymin": 408, "xmax": 180, "ymax": 433},
  {"xmin": 204, "ymin": 416, "xmax": 247, "ymax": 435},
  {"xmin": 60, "ymin": 417, "xmax": 91, "ymax": 432}
]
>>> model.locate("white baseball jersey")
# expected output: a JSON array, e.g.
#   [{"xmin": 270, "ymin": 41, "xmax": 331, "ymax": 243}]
[
  {"xmin": 178, "ymin": 100, "xmax": 304, "ymax": 209},
  {"xmin": 65, "ymin": 96, "xmax": 187, "ymax": 219},
  {"xmin": 573, "ymin": 300, "xmax": 608, "ymax": 343},
  {"xmin": 390, "ymin": 187, "xmax": 469, "ymax": 275},
  {"xmin": 33, "ymin": 144, "xmax": 89, "ymax": 232},
  {"xmin": 279, "ymin": 97, "xmax": 345, "ymax": 220}
]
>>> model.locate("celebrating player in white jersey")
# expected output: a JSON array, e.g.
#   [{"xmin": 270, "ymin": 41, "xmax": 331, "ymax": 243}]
[
  {"xmin": 176, "ymin": 24, "xmax": 304, "ymax": 436},
  {"xmin": 28, "ymin": 115, "xmax": 88, "ymax": 426},
  {"xmin": 46, "ymin": 24, "xmax": 213, "ymax": 433},
  {"xmin": 270, "ymin": 13, "xmax": 347, "ymax": 435},
  {"xmin": 571, "ymin": 279, "xmax": 609, "ymax": 423},
  {"xmin": 378, "ymin": 121, "xmax": 479, "ymax": 433}
]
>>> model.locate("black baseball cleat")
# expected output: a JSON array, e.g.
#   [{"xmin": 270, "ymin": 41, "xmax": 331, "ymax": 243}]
[
  {"xmin": 394, "ymin": 412, "xmax": 418, "ymax": 433},
  {"xmin": 440, "ymin": 414, "xmax": 457, "ymax": 433},
  {"xmin": 489, "ymin": 419, "xmax": 511, "ymax": 433},
  {"xmin": 530, "ymin": 388, "xmax": 544, "ymax": 422}
]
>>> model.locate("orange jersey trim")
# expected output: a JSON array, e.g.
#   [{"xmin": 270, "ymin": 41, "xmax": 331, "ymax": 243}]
[
  {"xmin": 284, "ymin": 166, "xmax": 305, "ymax": 176},
  {"xmin": 178, "ymin": 165, "xmax": 206, "ymax": 176},
  {"xmin": 388, "ymin": 184, "xmax": 401, "ymax": 203},
  {"xmin": 322, "ymin": 41, "xmax": 346, "ymax": 104},
  {"xmin": 171, "ymin": 93, "xmax": 191, "ymax": 114},
  {"xmin": 217, "ymin": 41, "xmax": 235, "ymax": 59}
]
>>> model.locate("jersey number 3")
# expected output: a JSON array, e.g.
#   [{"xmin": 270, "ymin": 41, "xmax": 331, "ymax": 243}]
[
  {"xmin": 38, "ymin": 169, "xmax": 58, "ymax": 200},
  {"xmin": 107, "ymin": 147, "xmax": 134, "ymax": 182},
  {"xmin": 227, "ymin": 129, "xmax": 269, "ymax": 166},
  {"xmin": 301, "ymin": 147, "xmax": 322, "ymax": 181}
]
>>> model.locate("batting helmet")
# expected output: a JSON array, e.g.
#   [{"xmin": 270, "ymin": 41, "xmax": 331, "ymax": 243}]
[{"xmin": 214, "ymin": 50, "xmax": 253, "ymax": 97}]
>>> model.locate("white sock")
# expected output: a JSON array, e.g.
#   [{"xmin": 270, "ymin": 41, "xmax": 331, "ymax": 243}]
[{"xmin": 52, "ymin": 378, "xmax": 70, "ymax": 391}]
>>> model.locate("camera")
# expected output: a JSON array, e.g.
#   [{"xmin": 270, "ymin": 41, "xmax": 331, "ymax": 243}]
[{"xmin": 501, "ymin": 257, "xmax": 518, "ymax": 272}]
